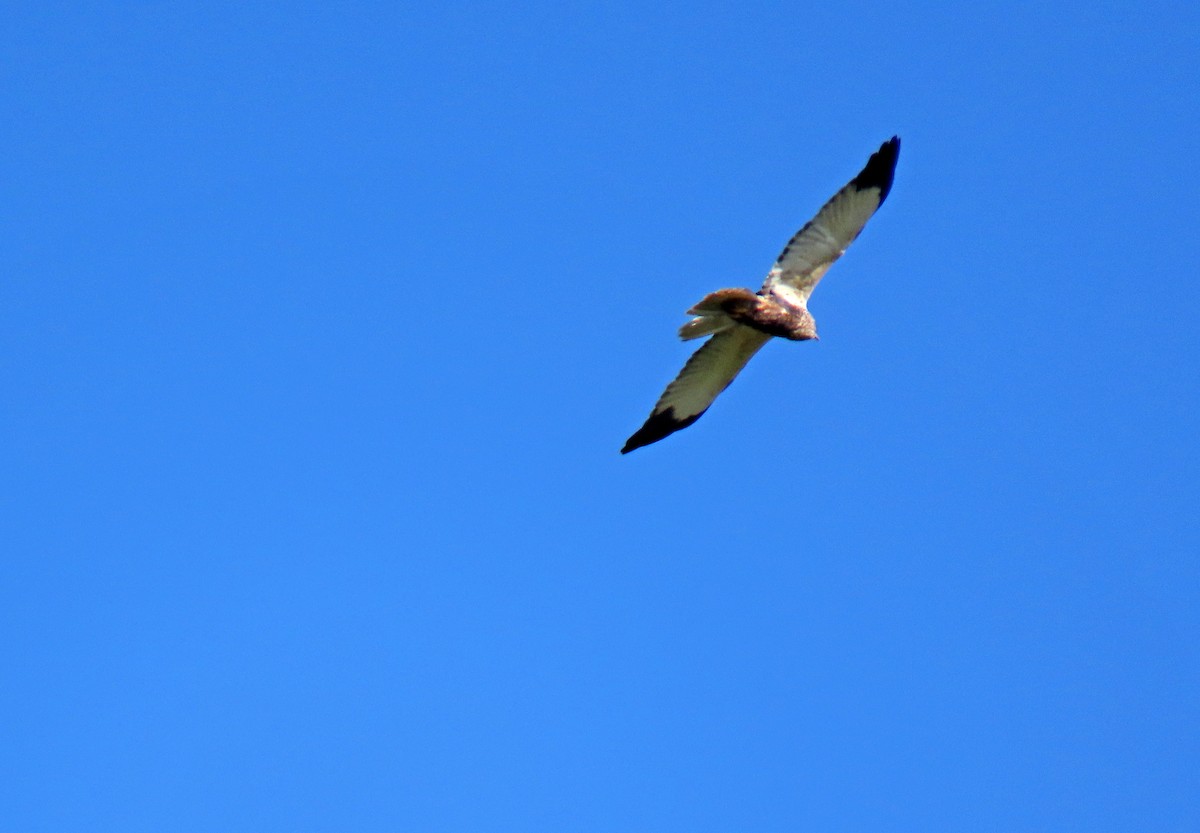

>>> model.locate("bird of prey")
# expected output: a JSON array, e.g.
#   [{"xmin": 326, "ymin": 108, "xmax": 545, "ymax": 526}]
[{"xmin": 621, "ymin": 136, "xmax": 900, "ymax": 454}]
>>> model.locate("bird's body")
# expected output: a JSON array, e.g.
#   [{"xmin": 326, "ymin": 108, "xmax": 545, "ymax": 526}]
[
  {"xmin": 622, "ymin": 137, "xmax": 900, "ymax": 454},
  {"xmin": 682, "ymin": 287, "xmax": 819, "ymax": 341}
]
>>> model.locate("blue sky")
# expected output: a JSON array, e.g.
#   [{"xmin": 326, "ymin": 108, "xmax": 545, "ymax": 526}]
[{"xmin": 3, "ymin": 1, "xmax": 1198, "ymax": 830}]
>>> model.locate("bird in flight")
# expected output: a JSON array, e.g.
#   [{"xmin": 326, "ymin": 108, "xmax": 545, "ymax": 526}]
[{"xmin": 622, "ymin": 136, "xmax": 900, "ymax": 454}]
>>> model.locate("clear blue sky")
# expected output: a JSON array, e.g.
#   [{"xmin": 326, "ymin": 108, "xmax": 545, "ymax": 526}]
[{"xmin": 3, "ymin": 2, "xmax": 1198, "ymax": 830}]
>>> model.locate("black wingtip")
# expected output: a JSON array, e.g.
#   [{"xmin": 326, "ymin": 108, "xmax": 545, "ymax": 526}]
[
  {"xmin": 621, "ymin": 408, "xmax": 705, "ymax": 454},
  {"xmin": 852, "ymin": 136, "xmax": 900, "ymax": 205}
]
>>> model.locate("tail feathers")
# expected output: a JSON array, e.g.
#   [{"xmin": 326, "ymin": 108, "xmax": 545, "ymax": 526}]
[
  {"xmin": 679, "ymin": 314, "xmax": 734, "ymax": 341},
  {"xmin": 679, "ymin": 288, "xmax": 756, "ymax": 341}
]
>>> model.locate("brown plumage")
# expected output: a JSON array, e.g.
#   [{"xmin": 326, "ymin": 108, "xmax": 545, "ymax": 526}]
[{"xmin": 688, "ymin": 287, "xmax": 818, "ymax": 341}]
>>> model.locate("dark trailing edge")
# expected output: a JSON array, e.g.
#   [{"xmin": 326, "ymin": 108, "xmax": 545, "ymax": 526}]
[
  {"xmin": 850, "ymin": 136, "xmax": 900, "ymax": 205},
  {"xmin": 620, "ymin": 408, "xmax": 704, "ymax": 454}
]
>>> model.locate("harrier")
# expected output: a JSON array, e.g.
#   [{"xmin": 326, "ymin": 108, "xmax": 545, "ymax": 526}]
[{"xmin": 622, "ymin": 137, "xmax": 900, "ymax": 453}]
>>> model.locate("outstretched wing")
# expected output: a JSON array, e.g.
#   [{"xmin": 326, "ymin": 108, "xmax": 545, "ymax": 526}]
[
  {"xmin": 762, "ymin": 136, "xmax": 899, "ymax": 306},
  {"xmin": 621, "ymin": 325, "xmax": 771, "ymax": 453}
]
